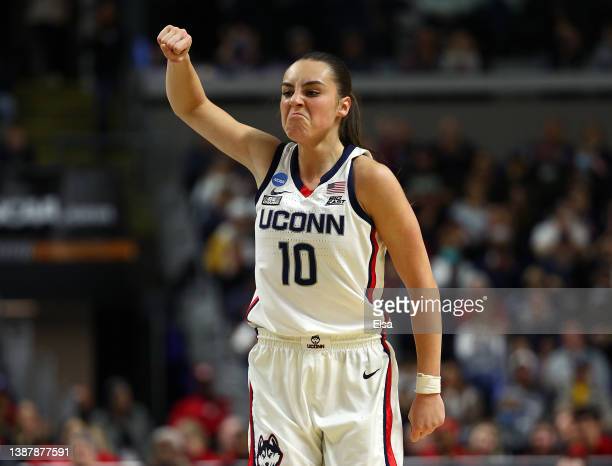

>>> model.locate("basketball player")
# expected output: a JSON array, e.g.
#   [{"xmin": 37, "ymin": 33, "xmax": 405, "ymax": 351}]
[{"xmin": 158, "ymin": 25, "xmax": 445, "ymax": 466}]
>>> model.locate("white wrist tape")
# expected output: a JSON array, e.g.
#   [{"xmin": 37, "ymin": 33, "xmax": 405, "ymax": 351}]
[{"xmin": 415, "ymin": 373, "xmax": 441, "ymax": 394}]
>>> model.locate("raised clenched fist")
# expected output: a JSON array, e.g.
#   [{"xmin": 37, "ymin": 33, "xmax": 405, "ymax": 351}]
[{"xmin": 157, "ymin": 25, "xmax": 192, "ymax": 62}]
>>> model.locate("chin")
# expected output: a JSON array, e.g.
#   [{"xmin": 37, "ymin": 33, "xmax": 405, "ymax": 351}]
[{"xmin": 284, "ymin": 126, "xmax": 309, "ymax": 144}]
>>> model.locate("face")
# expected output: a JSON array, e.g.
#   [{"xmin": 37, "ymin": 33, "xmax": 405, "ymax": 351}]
[{"xmin": 280, "ymin": 60, "xmax": 350, "ymax": 144}]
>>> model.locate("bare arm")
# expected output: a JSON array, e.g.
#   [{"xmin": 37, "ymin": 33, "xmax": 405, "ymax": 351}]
[
  {"xmin": 157, "ymin": 25, "xmax": 280, "ymax": 184},
  {"xmin": 354, "ymin": 156, "xmax": 444, "ymax": 441}
]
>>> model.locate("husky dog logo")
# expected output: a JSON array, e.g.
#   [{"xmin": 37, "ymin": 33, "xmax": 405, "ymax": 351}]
[
  {"xmin": 307, "ymin": 335, "xmax": 325, "ymax": 349},
  {"xmin": 256, "ymin": 434, "xmax": 283, "ymax": 466}
]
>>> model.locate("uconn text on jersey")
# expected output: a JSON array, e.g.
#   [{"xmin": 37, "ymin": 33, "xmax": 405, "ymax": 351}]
[{"xmin": 258, "ymin": 208, "xmax": 345, "ymax": 235}]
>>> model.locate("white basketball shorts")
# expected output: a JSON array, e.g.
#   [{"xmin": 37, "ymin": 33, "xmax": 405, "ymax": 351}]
[{"xmin": 247, "ymin": 329, "xmax": 404, "ymax": 466}]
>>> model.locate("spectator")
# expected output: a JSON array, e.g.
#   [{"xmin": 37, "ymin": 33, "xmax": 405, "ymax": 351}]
[
  {"xmin": 527, "ymin": 422, "xmax": 560, "ymax": 455},
  {"xmin": 496, "ymin": 344, "xmax": 545, "ymax": 452},
  {"xmin": 455, "ymin": 325, "xmax": 507, "ymax": 415},
  {"xmin": 427, "ymin": 417, "xmax": 468, "ymax": 456},
  {"xmin": 441, "ymin": 361, "xmax": 484, "ymax": 427},
  {"xmin": 431, "ymin": 220, "xmax": 484, "ymax": 287},
  {"xmin": 554, "ymin": 406, "xmax": 582, "ymax": 454},
  {"xmin": 552, "ymin": 16, "xmax": 585, "ymax": 69},
  {"xmin": 401, "ymin": 146, "xmax": 448, "ymax": 249},
  {"xmin": 0, "ymin": 124, "xmax": 36, "ymax": 175},
  {"xmin": 339, "ymin": 30, "xmax": 371, "ymax": 71},
  {"xmin": 568, "ymin": 407, "xmax": 612, "ymax": 456},
  {"xmin": 150, "ymin": 426, "xmax": 190, "ymax": 466},
  {"xmin": 557, "ymin": 360, "xmax": 612, "ymax": 423},
  {"xmin": 439, "ymin": 30, "xmax": 483, "ymax": 73},
  {"xmin": 92, "ymin": 377, "xmax": 152, "ymax": 460},
  {"xmin": 190, "ymin": 155, "xmax": 247, "ymax": 241},
  {"xmin": 483, "ymin": 204, "xmax": 521, "ymax": 287},
  {"xmin": 89, "ymin": 0, "xmax": 124, "ymax": 138},
  {"xmin": 530, "ymin": 201, "xmax": 590, "ymax": 260},
  {"xmin": 527, "ymin": 118, "xmax": 574, "ymax": 211},
  {"xmin": 13, "ymin": 400, "xmax": 50, "ymax": 445},
  {"xmin": 204, "ymin": 197, "xmax": 255, "ymax": 277},
  {"xmin": 374, "ymin": 117, "xmax": 415, "ymax": 177},
  {"xmin": 217, "ymin": 416, "xmax": 250, "ymax": 464},
  {"xmin": 431, "ymin": 116, "xmax": 476, "ymax": 195},
  {"xmin": 58, "ymin": 419, "xmax": 118, "ymax": 463},
  {"xmin": 467, "ymin": 421, "xmax": 501, "ymax": 455},
  {"xmin": 60, "ymin": 384, "xmax": 98, "ymax": 426},
  {"xmin": 541, "ymin": 327, "xmax": 610, "ymax": 406},
  {"xmin": 286, "ymin": 26, "xmax": 314, "ymax": 62},
  {"xmin": 70, "ymin": 432, "xmax": 98, "ymax": 466},
  {"xmin": 175, "ymin": 417, "xmax": 221, "ymax": 463},
  {"xmin": 399, "ymin": 26, "xmax": 441, "ymax": 72},
  {"xmin": 216, "ymin": 23, "xmax": 261, "ymax": 73},
  {"xmin": 168, "ymin": 363, "xmax": 231, "ymax": 442},
  {"xmin": 450, "ymin": 179, "xmax": 490, "ymax": 246},
  {"xmin": 590, "ymin": 22, "xmax": 612, "ymax": 70}
]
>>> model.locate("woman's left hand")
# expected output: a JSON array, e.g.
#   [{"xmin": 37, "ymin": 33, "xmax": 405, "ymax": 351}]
[{"xmin": 407, "ymin": 393, "xmax": 445, "ymax": 442}]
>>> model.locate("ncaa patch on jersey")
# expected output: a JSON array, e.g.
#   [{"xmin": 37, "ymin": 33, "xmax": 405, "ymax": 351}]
[
  {"xmin": 326, "ymin": 196, "xmax": 345, "ymax": 206},
  {"xmin": 262, "ymin": 195, "xmax": 282, "ymax": 205},
  {"xmin": 272, "ymin": 172, "xmax": 288, "ymax": 186}
]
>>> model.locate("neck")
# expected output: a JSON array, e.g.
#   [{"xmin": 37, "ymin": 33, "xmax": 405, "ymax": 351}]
[{"xmin": 297, "ymin": 135, "xmax": 345, "ymax": 186}]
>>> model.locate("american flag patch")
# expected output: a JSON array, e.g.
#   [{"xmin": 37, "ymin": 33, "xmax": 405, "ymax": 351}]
[{"xmin": 326, "ymin": 181, "xmax": 346, "ymax": 194}]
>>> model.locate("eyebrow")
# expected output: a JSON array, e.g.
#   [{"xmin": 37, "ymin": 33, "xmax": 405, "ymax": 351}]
[{"xmin": 281, "ymin": 80, "xmax": 326, "ymax": 87}]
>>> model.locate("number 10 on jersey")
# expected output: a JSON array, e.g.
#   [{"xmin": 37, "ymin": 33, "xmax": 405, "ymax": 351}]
[{"xmin": 278, "ymin": 242, "xmax": 317, "ymax": 286}]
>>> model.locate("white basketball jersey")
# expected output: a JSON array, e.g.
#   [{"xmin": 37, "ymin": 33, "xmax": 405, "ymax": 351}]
[{"xmin": 246, "ymin": 142, "xmax": 387, "ymax": 336}]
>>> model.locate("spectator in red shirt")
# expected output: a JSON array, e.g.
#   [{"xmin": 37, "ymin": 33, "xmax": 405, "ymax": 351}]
[
  {"xmin": 413, "ymin": 417, "xmax": 467, "ymax": 457},
  {"xmin": 168, "ymin": 363, "xmax": 231, "ymax": 442},
  {"xmin": 568, "ymin": 407, "xmax": 612, "ymax": 456}
]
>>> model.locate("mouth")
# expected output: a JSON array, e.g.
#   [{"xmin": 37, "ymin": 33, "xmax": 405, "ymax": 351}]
[{"xmin": 288, "ymin": 113, "xmax": 307, "ymax": 120}]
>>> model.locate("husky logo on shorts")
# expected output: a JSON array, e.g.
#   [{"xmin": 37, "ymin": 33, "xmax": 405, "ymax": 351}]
[
  {"xmin": 257, "ymin": 434, "xmax": 283, "ymax": 466},
  {"xmin": 307, "ymin": 335, "xmax": 325, "ymax": 349}
]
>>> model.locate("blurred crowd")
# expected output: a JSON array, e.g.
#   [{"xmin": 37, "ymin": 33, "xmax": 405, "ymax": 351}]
[
  {"xmin": 152, "ymin": 0, "xmax": 612, "ymax": 73},
  {"xmin": 4, "ymin": 0, "xmax": 612, "ymax": 93},
  {"xmin": 0, "ymin": 365, "xmax": 248, "ymax": 465}
]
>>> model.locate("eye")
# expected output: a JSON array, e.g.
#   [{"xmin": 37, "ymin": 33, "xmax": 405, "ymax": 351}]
[
  {"xmin": 306, "ymin": 90, "xmax": 320, "ymax": 97},
  {"xmin": 281, "ymin": 90, "xmax": 293, "ymax": 97}
]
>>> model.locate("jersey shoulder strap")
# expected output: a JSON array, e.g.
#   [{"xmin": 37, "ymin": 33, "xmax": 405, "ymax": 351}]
[{"xmin": 255, "ymin": 142, "xmax": 292, "ymax": 203}]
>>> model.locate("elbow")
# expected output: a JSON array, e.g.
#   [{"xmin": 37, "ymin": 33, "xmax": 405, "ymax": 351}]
[{"xmin": 168, "ymin": 96, "xmax": 207, "ymax": 119}]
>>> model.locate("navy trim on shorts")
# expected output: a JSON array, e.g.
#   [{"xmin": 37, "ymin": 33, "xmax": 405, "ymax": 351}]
[
  {"xmin": 348, "ymin": 157, "xmax": 374, "ymax": 225},
  {"xmin": 255, "ymin": 142, "xmax": 287, "ymax": 204}
]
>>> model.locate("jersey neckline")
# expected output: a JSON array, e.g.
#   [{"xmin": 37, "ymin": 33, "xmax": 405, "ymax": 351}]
[{"xmin": 290, "ymin": 143, "xmax": 355, "ymax": 197}]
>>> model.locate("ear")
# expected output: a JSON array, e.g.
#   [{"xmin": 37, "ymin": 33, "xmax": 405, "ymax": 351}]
[
  {"xmin": 258, "ymin": 435, "xmax": 264, "ymax": 450},
  {"xmin": 337, "ymin": 95, "xmax": 351, "ymax": 118},
  {"xmin": 269, "ymin": 434, "xmax": 278, "ymax": 447}
]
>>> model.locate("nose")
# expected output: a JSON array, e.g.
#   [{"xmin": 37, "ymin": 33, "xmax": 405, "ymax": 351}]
[{"xmin": 289, "ymin": 90, "xmax": 304, "ymax": 107}]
